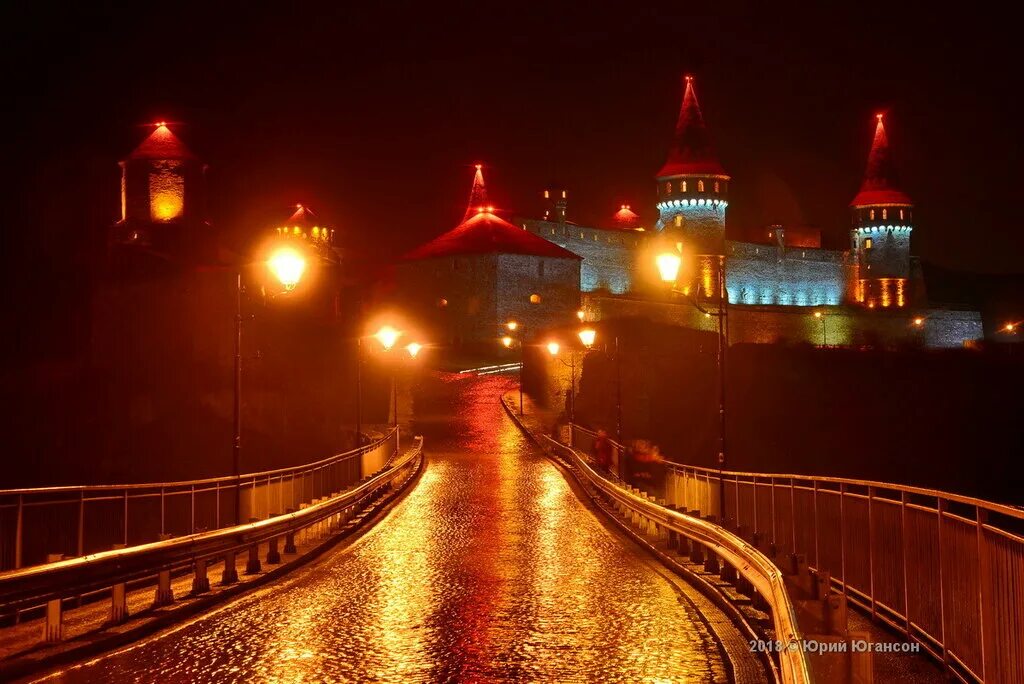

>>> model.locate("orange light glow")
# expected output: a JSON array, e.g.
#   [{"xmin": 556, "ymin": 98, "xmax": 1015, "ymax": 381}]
[
  {"xmin": 149, "ymin": 160, "xmax": 185, "ymax": 222},
  {"xmin": 578, "ymin": 328, "xmax": 596, "ymax": 348},
  {"xmin": 913, "ymin": 317, "xmax": 924, "ymax": 327},
  {"xmin": 1006, "ymin": 323, "xmax": 1017, "ymax": 332},
  {"xmin": 506, "ymin": 320, "xmax": 518, "ymax": 332},
  {"xmin": 546, "ymin": 341, "xmax": 560, "ymax": 356},
  {"xmin": 374, "ymin": 326, "xmax": 402, "ymax": 351},
  {"xmin": 576, "ymin": 310, "xmax": 585, "ymax": 322},
  {"xmin": 813, "ymin": 312, "xmax": 822, "ymax": 319},
  {"xmin": 405, "ymin": 342, "xmax": 422, "ymax": 358},
  {"xmin": 267, "ymin": 246, "xmax": 306, "ymax": 290},
  {"xmin": 501, "ymin": 336, "xmax": 513, "ymax": 348},
  {"xmin": 655, "ymin": 252, "xmax": 682, "ymax": 283}
]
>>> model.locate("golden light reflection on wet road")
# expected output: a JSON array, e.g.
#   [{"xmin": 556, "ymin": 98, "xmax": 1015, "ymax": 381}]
[{"xmin": 48, "ymin": 373, "xmax": 728, "ymax": 682}]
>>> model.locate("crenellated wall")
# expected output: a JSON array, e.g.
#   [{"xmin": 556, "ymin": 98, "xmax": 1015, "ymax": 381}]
[
  {"xmin": 520, "ymin": 219, "xmax": 641, "ymax": 295},
  {"xmin": 725, "ymin": 240, "xmax": 850, "ymax": 307}
]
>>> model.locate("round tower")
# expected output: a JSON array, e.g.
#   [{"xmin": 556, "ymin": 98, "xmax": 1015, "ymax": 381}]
[
  {"xmin": 113, "ymin": 122, "xmax": 207, "ymax": 253},
  {"xmin": 655, "ymin": 76, "xmax": 730, "ymax": 255},
  {"xmin": 850, "ymin": 114, "xmax": 913, "ymax": 308}
]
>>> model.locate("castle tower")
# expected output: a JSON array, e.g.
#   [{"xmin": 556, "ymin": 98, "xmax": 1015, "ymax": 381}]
[
  {"xmin": 850, "ymin": 114, "xmax": 913, "ymax": 308},
  {"xmin": 542, "ymin": 187, "xmax": 568, "ymax": 224},
  {"xmin": 112, "ymin": 122, "xmax": 207, "ymax": 256},
  {"xmin": 656, "ymin": 76, "xmax": 729, "ymax": 254}
]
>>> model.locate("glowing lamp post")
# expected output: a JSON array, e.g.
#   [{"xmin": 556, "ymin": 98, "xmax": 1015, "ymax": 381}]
[
  {"xmin": 267, "ymin": 247, "xmax": 306, "ymax": 291},
  {"xmin": 505, "ymin": 321, "xmax": 525, "ymax": 415},
  {"xmin": 230, "ymin": 247, "xmax": 308, "ymax": 527},
  {"xmin": 813, "ymin": 311, "xmax": 827, "ymax": 346},
  {"xmin": 405, "ymin": 342, "xmax": 422, "ymax": 358},
  {"xmin": 547, "ymin": 329, "xmax": 596, "ymax": 435},
  {"xmin": 654, "ymin": 247, "xmax": 729, "ymax": 523},
  {"xmin": 375, "ymin": 325, "xmax": 401, "ymax": 351},
  {"xmin": 578, "ymin": 328, "xmax": 597, "ymax": 349}
]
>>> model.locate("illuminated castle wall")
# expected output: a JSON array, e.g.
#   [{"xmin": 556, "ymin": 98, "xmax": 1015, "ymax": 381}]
[{"xmin": 520, "ymin": 78, "xmax": 983, "ymax": 349}]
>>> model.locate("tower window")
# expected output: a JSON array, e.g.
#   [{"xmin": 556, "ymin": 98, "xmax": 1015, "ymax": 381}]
[
  {"xmin": 681, "ymin": 180, "xmax": 687, "ymax": 192},
  {"xmin": 665, "ymin": 182, "xmax": 672, "ymax": 195},
  {"xmin": 674, "ymin": 215, "xmax": 682, "ymax": 227},
  {"xmin": 714, "ymin": 181, "xmax": 720, "ymax": 193},
  {"xmin": 698, "ymin": 180, "xmax": 705, "ymax": 192},
  {"xmin": 899, "ymin": 209, "xmax": 905, "ymax": 220},
  {"xmin": 869, "ymin": 209, "xmax": 875, "ymax": 220},
  {"xmin": 882, "ymin": 208, "xmax": 888, "ymax": 220},
  {"xmin": 864, "ymin": 238, "xmax": 873, "ymax": 250},
  {"xmin": 529, "ymin": 294, "xmax": 541, "ymax": 304}
]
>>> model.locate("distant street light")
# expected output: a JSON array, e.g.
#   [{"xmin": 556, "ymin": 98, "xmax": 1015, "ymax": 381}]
[
  {"xmin": 547, "ymin": 332, "xmax": 594, "ymax": 433},
  {"xmin": 655, "ymin": 247, "xmax": 728, "ymax": 523},
  {"xmin": 577, "ymin": 309, "xmax": 586, "ymax": 322},
  {"xmin": 546, "ymin": 341, "xmax": 560, "ymax": 356},
  {"xmin": 501, "ymin": 335, "xmax": 513, "ymax": 348},
  {"xmin": 578, "ymin": 327, "xmax": 596, "ymax": 348},
  {"xmin": 813, "ymin": 311, "xmax": 827, "ymax": 346},
  {"xmin": 374, "ymin": 325, "xmax": 401, "ymax": 351},
  {"xmin": 1005, "ymin": 323, "xmax": 1017, "ymax": 333},
  {"xmin": 405, "ymin": 342, "xmax": 422, "ymax": 358},
  {"xmin": 506, "ymin": 320, "xmax": 518, "ymax": 332},
  {"xmin": 913, "ymin": 317, "xmax": 924, "ymax": 327}
]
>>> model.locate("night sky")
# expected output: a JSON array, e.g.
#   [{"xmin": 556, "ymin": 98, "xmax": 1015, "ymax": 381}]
[{"xmin": 4, "ymin": 3, "xmax": 1022, "ymax": 358}]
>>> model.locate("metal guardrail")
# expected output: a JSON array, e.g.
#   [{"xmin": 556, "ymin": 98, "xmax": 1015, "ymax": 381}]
[
  {"xmin": 572, "ymin": 424, "xmax": 1024, "ymax": 684},
  {"xmin": 0, "ymin": 435, "xmax": 422, "ymax": 616},
  {"xmin": 542, "ymin": 433, "xmax": 811, "ymax": 684},
  {"xmin": 0, "ymin": 429, "xmax": 398, "ymax": 571}
]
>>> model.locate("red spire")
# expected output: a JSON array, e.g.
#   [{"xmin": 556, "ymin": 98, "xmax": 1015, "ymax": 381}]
[
  {"xmin": 612, "ymin": 204, "xmax": 639, "ymax": 228},
  {"xmin": 463, "ymin": 164, "xmax": 489, "ymax": 222},
  {"xmin": 284, "ymin": 204, "xmax": 317, "ymax": 227},
  {"xmin": 657, "ymin": 75, "xmax": 726, "ymax": 178},
  {"xmin": 127, "ymin": 123, "xmax": 197, "ymax": 161},
  {"xmin": 850, "ymin": 113, "xmax": 912, "ymax": 207}
]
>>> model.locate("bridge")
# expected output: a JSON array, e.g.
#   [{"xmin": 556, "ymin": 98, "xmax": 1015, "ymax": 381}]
[{"xmin": 0, "ymin": 374, "xmax": 1021, "ymax": 682}]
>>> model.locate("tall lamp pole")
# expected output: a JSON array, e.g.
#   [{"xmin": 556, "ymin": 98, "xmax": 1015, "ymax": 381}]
[
  {"xmin": 656, "ymin": 250, "xmax": 728, "ymax": 523},
  {"xmin": 505, "ymin": 320, "xmax": 523, "ymax": 415},
  {"xmin": 234, "ymin": 247, "xmax": 307, "ymax": 525}
]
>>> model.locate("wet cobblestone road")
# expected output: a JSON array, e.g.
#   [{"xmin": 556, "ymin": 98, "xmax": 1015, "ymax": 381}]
[{"xmin": 46, "ymin": 374, "xmax": 731, "ymax": 682}]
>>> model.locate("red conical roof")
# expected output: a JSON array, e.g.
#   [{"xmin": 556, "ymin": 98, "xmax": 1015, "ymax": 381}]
[
  {"xmin": 612, "ymin": 204, "xmax": 640, "ymax": 228},
  {"xmin": 657, "ymin": 76, "xmax": 727, "ymax": 178},
  {"xmin": 127, "ymin": 123, "xmax": 197, "ymax": 161},
  {"xmin": 403, "ymin": 210, "xmax": 581, "ymax": 261},
  {"xmin": 850, "ymin": 114, "xmax": 912, "ymax": 207},
  {"xmin": 284, "ymin": 204, "xmax": 318, "ymax": 228},
  {"xmin": 462, "ymin": 164, "xmax": 489, "ymax": 222}
]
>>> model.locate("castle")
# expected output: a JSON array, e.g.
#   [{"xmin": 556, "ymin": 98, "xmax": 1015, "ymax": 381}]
[{"xmin": 511, "ymin": 76, "xmax": 983, "ymax": 348}]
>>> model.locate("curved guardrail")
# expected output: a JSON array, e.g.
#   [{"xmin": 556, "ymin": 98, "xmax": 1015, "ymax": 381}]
[
  {"xmin": 540, "ymin": 434, "xmax": 811, "ymax": 684},
  {"xmin": 0, "ymin": 429, "xmax": 398, "ymax": 571},
  {"xmin": 571, "ymin": 423, "xmax": 1024, "ymax": 684},
  {"xmin": 0, "ymin": 436, "xmax": 422, "ymax": 616}
]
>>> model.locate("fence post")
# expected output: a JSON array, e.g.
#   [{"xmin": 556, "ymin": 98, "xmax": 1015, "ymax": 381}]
[
  {"xmin": 976, "ymin": 505, "xmax": 994, "ymax": 680},
  {"xmin": 221, "ymin": 551, "xmax": 239, "ymax": 585},
  {"xmin": 245, "ymin": 518, "xmax": 261, "ymax": 575},
  {"xmin": 812, "ymin": 480, "xmax": 820, "ymax": 569},
  {"xmin": 77, "ymin": 490, "xmax": 85, "ymax": 557},
  {"xmin": 937, "ymin": 498, "xmax": 950, "ymax": 669},
  {"xmin": 14, "ymin": 494, "xmax": 24, "ymax": 569},
  {"xmin": 154, "ymin": 534, "xmax": 174, "ymax": 607},
  {"xmin": 160, "ymin": 486, "xmax": 166, "ymax": 536},
  {"xmin": 122, "ymin": 488, "xmax": 129, "ymax": 546},
  {"xmin": 839, "ymin": 482, "xmax": 847, "ymax": 599},
  {"xmin": 191, "ymin": 557, "xmax": 211, "ymax": 595},
  {"xmin": 42, "ymin": 553, "xmax": 64, "ymax": 642},
  {"xmin": 900, "ymin": 490, "xmax": 911, "ymax": 634},
  {"xmin": 867, "ymin": 485, "xmax": 876, "ymax": 620},
  {"xmin": 110, "ymin": 543, "xmax": 129, "ymax": 624},
  {"xmin": 190, "ymin": 484, "xmax": 196, "ymax": 534},
  {"xmin": 284, "ymin": 508, "xmax": 297, "ymax": 554}
]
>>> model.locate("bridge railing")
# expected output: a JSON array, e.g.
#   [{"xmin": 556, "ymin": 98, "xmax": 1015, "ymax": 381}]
[
  {"xmin": 0, "ymin": 429, "xmax": 398, "ymax": 571},
  {"xmin": 544, "ymin": 433, "xmax": 810, "ymax": 684},
  {"xmin": 0, "ymin": 436, "xmax": 423, "ymax": 620},
  {"xmin": 571, "ymin": 423, "xmax": 1024, "ymax": 684}
]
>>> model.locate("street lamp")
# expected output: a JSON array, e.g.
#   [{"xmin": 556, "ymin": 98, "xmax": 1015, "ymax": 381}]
[
  {"xmin": 578, "ymin": 327, "xmax": 596, "ymax": 348},
  {"xmin": 813, "ymin": 311, "xmax": 827, "ymax": 346},
  {"xmin": 547, "ymin": 328, "xmax": 596, "ymax": 434},
  {"xmin": 232, "ymin": 246, "xmax": 308, "ymax": 525},
  {"xmin": 505, "ymin": 321, "xmax": 525, "ymax": 415},
  {"xmin": 655, "ymin": 248, "xmax": 728, "ymax": 523},
  {"xmin": 375, "ymin": 325, "xmax": 401, "ymax": 351}
]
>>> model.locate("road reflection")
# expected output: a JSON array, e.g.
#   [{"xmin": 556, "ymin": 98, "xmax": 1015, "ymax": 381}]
[{"xmin": 45, "ymin": 372, "xmax": 727, "ymax": 682}]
